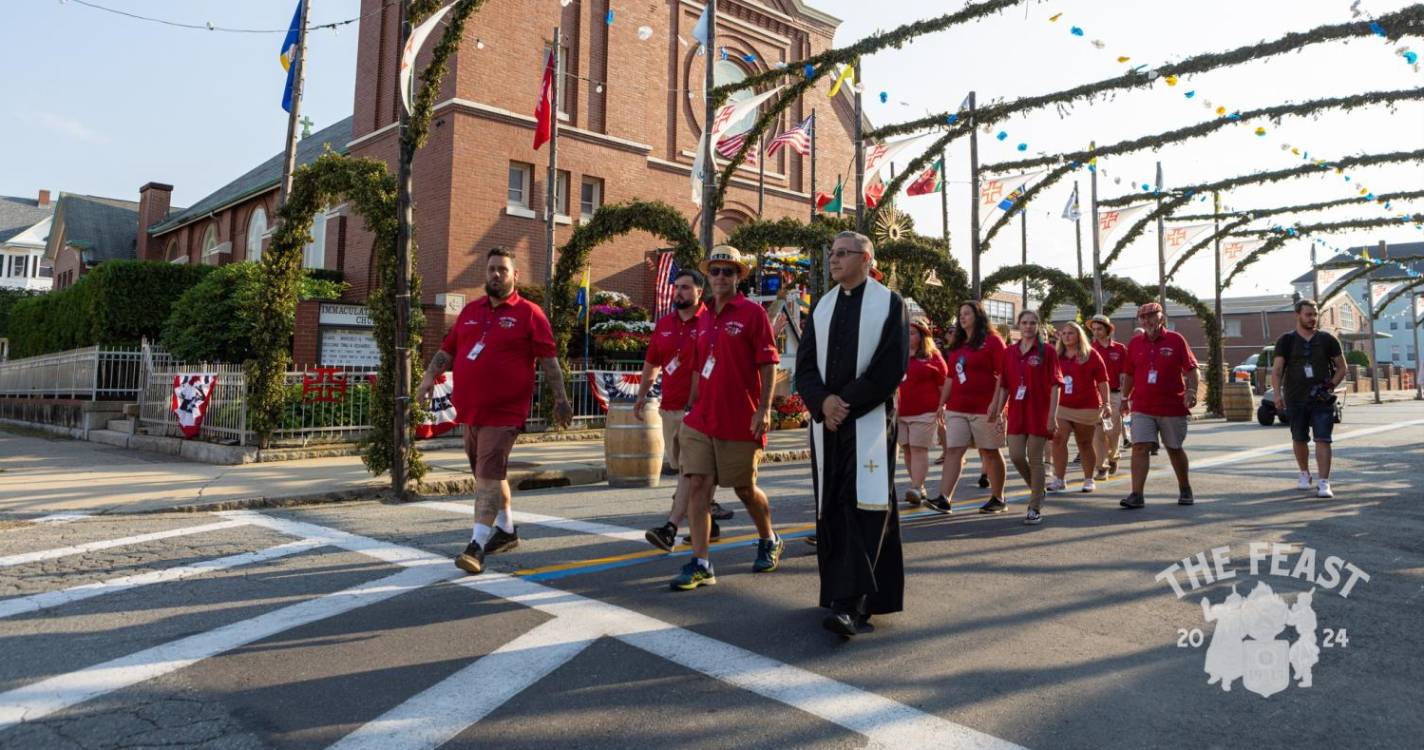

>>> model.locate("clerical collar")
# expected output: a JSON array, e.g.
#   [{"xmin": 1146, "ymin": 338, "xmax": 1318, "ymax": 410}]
[{"xmin": 841, "ymin": 279, "xmax": 868, "ymax": 297}]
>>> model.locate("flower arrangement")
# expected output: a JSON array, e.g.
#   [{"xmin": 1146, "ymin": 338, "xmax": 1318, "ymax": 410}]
[
  {"xmin": 591, "ymin": 320, "xmax": 655, "ymax": 334},
  {"xmin": 771, "ymin": 393, "xmax": 809, "ymax": 429},
  {"xmin": 593, "ymin": 328, "xmax": 650, "ymax": 354}
]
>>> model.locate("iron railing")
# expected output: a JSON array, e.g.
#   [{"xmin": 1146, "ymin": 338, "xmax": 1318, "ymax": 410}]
[
  {"xmin": 138, "ymin": 363, "xmax": 250, "ymax": 445},
  {"xmin": 0, "ymin": 346, "xmax": 173, "ymax": 399}
]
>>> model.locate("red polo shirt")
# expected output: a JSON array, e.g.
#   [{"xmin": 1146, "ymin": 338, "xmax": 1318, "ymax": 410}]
[
  {"xmin": 898, "ymin": 352, "xmax": 948, "ymax": 417},
  {"xmin": 1001, "ymin": 339, "xmax": 1063, "ymax": 438},
  {"xmin": 439, "ymin": 291, "xmax": 556, "ymax": 428},
  {"xmin": 1124, "ymin": 329, "xmax": 1198, "ymax": 417},
  {"xmin": 1091, "ymin": 338, "xmax": 1129, "ymax": 392},
  {"xmin": 683, "ymin": 293, "xmax": 779, "ymax": 445},
  {"xmin": 943, "ymin": 333, "xmax": 1006, "ymax": 414},
  {"xmin": 644, "ymin": 306, "xmax": 704, "ymax": 411},
  {"xmin": 1059, "ymin": 349, "xmax": 1109, "ymax": 410}
]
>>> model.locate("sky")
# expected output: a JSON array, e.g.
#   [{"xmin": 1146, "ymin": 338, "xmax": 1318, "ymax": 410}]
[{"xmin": 2, "ymin": 0, "xmax": 1421, "ymax": 299}]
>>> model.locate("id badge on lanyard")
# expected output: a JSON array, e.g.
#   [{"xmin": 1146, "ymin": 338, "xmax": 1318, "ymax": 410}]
[
  {"xmin": 467, "ymin": 306, "xmax": 494, "ymax": 360},
  {"xmin": 1146, "ymin": 343, "xmax": 1158, "ymax": 384},
  {"xmin": 956, "ymin": 355, "xmax": 967, "ymax": 384},
  {"xmin": 665, "ymin": 355, "xmax": 680, "ymax": 375}
]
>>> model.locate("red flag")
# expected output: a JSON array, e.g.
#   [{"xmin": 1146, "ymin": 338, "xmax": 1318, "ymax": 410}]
[
  {"xmin": 533, "ymin": 47, "xmax": 555, "ymax": 150},
  {"xmin": 864, "ymin": 175, "xmax": 886, "ymax": 210}
]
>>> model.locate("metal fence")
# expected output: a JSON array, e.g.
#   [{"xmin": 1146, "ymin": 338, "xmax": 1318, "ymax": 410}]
[
  {"xmin": 0, "ymin": 346, "xmax": 172, "ymax": 399},
  {"xmin": 270, "ymin": 367, "xmax": 379, "ymax": 446},
  {"xmin": 526, "ymin": 361, "xmax": 645, "ymax": 432},
  {"xmin": 138, "ymin": 363, "xmax": 250, "ymax": 445}
]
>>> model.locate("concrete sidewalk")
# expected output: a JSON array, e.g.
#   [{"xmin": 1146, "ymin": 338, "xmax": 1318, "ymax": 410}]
[{"xmin": 0, "ymin": 426, "xmax": 810, "ymax": 518}]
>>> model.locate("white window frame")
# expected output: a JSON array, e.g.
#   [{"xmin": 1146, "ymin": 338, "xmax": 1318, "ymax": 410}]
[
  {"xmin": 554, "ymin": 169, "xmax": 571, "ymax": 219},
  {"xmin": 580, "ymin": 176, "xmax": 603, "ymax": 220},
  {"xmin": 247, "ymin": 206, "xmax": 268, "ymax": 263},
  {"xmin": 1221, "ymin": 319, "xmax": 1242, "ymax": 338},
  {"xmin": 507, "ymin": 162, "xmax": 535, "ymax": 218},
  {"xmin": 200, "ymin": 225, "xmax": 221, "ymax": 265},
  {"xmin": 303, "ymin": 209, "xmax": 329, "ymax": 270}
]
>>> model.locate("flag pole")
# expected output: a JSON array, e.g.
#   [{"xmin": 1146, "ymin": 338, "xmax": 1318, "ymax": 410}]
[
  {"xmin": 1213, "ymin": 190, "xmax": 1225, "ymax": 400},
  {"xmin": 1089, "ymin": 142, "xmax": 1103, "ymax": 313},
  {"xmin": 277, "ymin": 0, "xmax": 311, "ymax": 208},
  {"xmin": 1020, "ymin": 208, "xmax": 1028, "ymax": 312},
  {"xmin": 1155, "ymin": 161, "xmax": 1167, "ymax": 308},
  {"xmin": 809, "ymin": 108, "xmax": 817, "ymax": 226},
  {"xmin": 757, "ymin": 133, "xmax": 766, "ymax": 217},
  {"xmin": 1310, "ymin": 243, "xmax": 1320, "ymax": 302},
  {"xmin": 853, "ymin": 59, "xmax": 865, "ymax": 233},
  {"xmin": 699, "ymin": 1, "xmax": 718, "ymax": 253},
  {"xmin": 544, "ymin": 27, "xmax": 562, "ymax": 315},
  {"xmin": 1366, "ymin": 241, "xmax": 1383, "ymax": 405},
  {"xmin": 391, "ymin": 0, "xmax": 412, "ymax": 498},
  {"xmin": 1073, "ymin": 181, "xmax": 1084, "ymax": 279},
  {"xmin": 940, "ymin": 148, "xmax": 950, "ymax": 260},
  {"xmin": 968, "ymin": 91, "xmax": 982, "ymax": 298}
]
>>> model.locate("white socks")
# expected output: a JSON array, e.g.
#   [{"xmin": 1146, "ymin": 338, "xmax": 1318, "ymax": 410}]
[
  {"xmin": 472, "ymin": 523, "xmax": 493, "ymax": 547},
  {"xmin": 695, "ymin": 557, "xmax": 711, "ymax": 570},
  {"xmin": 494, "ymin": 509, "xmax": 514, "ymax": 534}
]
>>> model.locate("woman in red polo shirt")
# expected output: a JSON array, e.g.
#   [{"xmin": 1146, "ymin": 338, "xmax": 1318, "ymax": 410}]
[
  {"xmin": 1049, "ymin": 322, "xmax": 1111, "ymax": 494},
  {"xmin": 1000, "ymin": 309, "xmax": 1062, "ymax": 525},
  {"xmin": 927, "ymin": 301, "xmax": 1008, "ymax": 514},
  {"xmin": 896, "ymin": 318, "xmax": 948, "ymax": 505}
]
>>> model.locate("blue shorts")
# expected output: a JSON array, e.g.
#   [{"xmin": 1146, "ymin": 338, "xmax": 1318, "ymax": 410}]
[{"xmin": 1286, "ymin": 400, "xmax": 1334, "ymax": 444}]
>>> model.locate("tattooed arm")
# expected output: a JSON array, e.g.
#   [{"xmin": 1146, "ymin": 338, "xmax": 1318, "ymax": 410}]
[{"xmin": 415, "ymin": 350, "xmax": 453, "ymax": 405}]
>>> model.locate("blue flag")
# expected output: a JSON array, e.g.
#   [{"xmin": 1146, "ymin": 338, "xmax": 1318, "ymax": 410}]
[
  {"xmin": 280, "ymin": 1, "xmax": 304, "ymax": 112},
  {"xmin": 998, "ymin": 185, "xmax": 1026, "ymax": 213}
]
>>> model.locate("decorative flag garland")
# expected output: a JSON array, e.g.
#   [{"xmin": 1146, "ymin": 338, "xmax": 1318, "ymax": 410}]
[
  {"xmin": 171, "ymin": 374, "xmax": 218, "ymax": 439},
  {"xmin": 586, "ymin": 371, "xmax": 661, "ymax": 411},
  {"xmin": 414, "ymin": 373, "xmax": 459, "ymax": 439}
]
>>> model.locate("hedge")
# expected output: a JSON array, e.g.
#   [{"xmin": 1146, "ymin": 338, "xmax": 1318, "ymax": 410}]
[
  {"xmin": 7, "ymin": 261, "xmax": 212, "ymax": 358},
  {"xmin": 0, "ymin": 288, "xmax": 40, "ymax": 341}
]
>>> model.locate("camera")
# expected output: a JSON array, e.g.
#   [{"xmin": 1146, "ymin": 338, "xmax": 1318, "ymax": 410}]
[{"xmin": 1308, "ymin": 382, "xmax": 1337, "ymax": 405}]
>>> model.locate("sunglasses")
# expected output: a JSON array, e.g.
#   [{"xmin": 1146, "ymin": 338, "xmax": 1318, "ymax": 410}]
[{"xmin": 707, "ymin": 266, "xmax": 739, "ymax": 277}]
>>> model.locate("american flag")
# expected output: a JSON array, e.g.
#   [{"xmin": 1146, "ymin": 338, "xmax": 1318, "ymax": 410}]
[
  {"xmin": 654, "ymin": 251, "xmax": 679, "ymax": 319},
  {"xmin": 766, "ymin": 114, "xmax": 813, "ymax": 157},
  {"xmin": 715, "ymin": 131, "xmax": 758, "ymax": 167}
]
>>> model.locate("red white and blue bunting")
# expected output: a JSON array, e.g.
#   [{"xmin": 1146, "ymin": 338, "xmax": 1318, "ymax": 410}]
[{"xmin": 171, "ymin": 374, "xmax": 217, "ymax": 439}]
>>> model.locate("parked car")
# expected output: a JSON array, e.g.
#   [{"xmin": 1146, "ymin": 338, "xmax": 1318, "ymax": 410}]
[
  {"xmin": 1257, "ymin": 385, "xmax": 1346, "ymax": 426},
  {"xmin": 1231, "ymin": 353, "xmax": 1260, "ymax": 384}
]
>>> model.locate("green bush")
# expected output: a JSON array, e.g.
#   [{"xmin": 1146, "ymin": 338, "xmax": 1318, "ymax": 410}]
[
  {"xmin": 0, "ymin": 288, "xmax": 40, "ymax": 340},
  {"xmin": 1345, "ymin": 349, "xmax": 1372, "ymax": 368},
  {"xmin": 7, "ymin": 261, "xmax": 212, "ymax": 358}
]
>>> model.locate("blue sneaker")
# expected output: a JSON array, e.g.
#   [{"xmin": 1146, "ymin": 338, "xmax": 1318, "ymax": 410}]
[
  {"xmin": 670, "ymin": 561, "xmax": 716, "ymax": 591},
  {"xmin": 752, "ymin": 536, "xmax": 784, "ymax": 573}
]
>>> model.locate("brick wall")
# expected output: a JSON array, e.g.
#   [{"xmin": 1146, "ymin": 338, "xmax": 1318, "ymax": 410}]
[{"xmin": 293, "ymin": 300, "xmax": 321, "ymax": 368}]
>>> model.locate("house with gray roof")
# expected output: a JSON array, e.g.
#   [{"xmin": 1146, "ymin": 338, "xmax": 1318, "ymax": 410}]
[
  {"xmin": 44, "ymin": 193, "xmax": 142, "ymax": 290},
  {"xmin": 0, "ymin": 191, "xmax": 56, "ymax": 292},
  {"xmin": 1292, "ymin": 243, "xmax": 1424, "ymax": 366}
]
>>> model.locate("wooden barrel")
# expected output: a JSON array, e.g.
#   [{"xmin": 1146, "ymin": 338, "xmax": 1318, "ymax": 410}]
[
  {"xmin": 1222, "ymin": 382, "xmax": 1254, "ymax": 422},
  {"xmin": 604, "ymin": 401, "xmax": 664, "ymax": 488}
]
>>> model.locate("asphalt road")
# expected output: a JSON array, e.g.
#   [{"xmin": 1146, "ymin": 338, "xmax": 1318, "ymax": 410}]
[{"xmin": 1, "ymin": 401, "xmax": 1421, "ymax": 749}]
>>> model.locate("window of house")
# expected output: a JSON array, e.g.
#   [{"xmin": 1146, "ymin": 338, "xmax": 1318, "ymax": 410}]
[
  {"xmin": 1339, "ymin": 305, "xmax": 1355, "ymax": 329},
  {"xmin": 985, "ymin": 299, "xmax": 1014, "ymax": 326},
  {"xmin": 580, "ymin": 176, "xmax": 603, "ymax": 219},
  {"xmin": 201, "ymin": 224, "xmax": 220, "ymax": 265},
  {"xmin": 247, "ymin": 207, "xmax": 268, "ymax": 263},
  {"xmin": 508, "ymin": 162, "xmax": 532, "ymax": 208},
  {"xmin": 5, "ymin": 255, "xmax": 22, "ymax": 278},
  {"xmin": 1389, "ymin": 320, "xmax": 1399, "ymax": 330},
  {"xmin": 38, "ymin": 260, "xmax": 52, "ymax": 278},
  {"xmin": 1221, "ymin": 319, "xmax": 1242, "ymax": 338},
  {"xmin": 554, "ymin": 169, "xmax": 571, "ymax": 217},
  {"xmin": 557, "ymin": 43, "xmax": 572, "ymax": 116},
  {"xmin": 303, "ymin": 210, "xmax": 328, "ymax": 270}
]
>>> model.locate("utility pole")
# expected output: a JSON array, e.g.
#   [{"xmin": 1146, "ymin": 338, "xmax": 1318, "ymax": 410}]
[
  {"xmin": 277, "ymin": 0, "xmax": 311, "ymax": 208},
  {"xmin": 1213, "ymin": 191, "xmax": 1225, "ymax": 402},
  {"xmin": 544, "ymin": 27, "xmax": 562, "ymax": 311},
  {"xmin": 757, "ymin": 133, "xmax": 766, "ymax": 217},
  {"xmin": 699, "ymin": 1, "xmax": 718, "ymax": 253},
  {"xmin": 1073, "ymin": 180, "xmax": 1083, "ymax": 279},
  {"xmin": 1020, "ymin": 209, "xmax": 1028, "ymax": 312},
  {"xmin": 853, "ymin": 59, "xmax": 865, "ymax": 233},
  {"xmin": 808, "ymin": 108, "xmax": 817, "ymax": 226},
  {"xmin": 1364, "ymin": 240, "xmax": 1384, "ymax": 405},
  {"xmin": 1310, "ymin": 243, "xmax": 1320, "ymax": 302},
  {"xmin": 1412, "ymin": 289, "xmax": 1422, "ymax": 400},
  {"xmin": 1089, "ymin": 143, "xmax": 1103, "ymax": 312},
  {"xmin": 391, "ymin": 1, "xmax": 413, "ymax": 498},
  {"xmin": 1155, "ymin": 161, "xmax": 1167, "ymax": 308},
  {"xmin": 968, "ymin": 91, "xmax": 982, "ymax": 298},
  {"xmin": 940, "ymin": 148, "xmax": 951, "ymax": 260}
]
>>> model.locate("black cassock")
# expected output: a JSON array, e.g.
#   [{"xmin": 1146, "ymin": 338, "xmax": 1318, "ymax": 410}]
[{"xmin": 795, "ymin": 281, "xmax": 909, "ymax": 615}]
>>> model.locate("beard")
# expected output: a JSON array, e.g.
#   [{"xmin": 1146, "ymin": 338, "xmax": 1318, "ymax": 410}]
[
  {"xmin": 1301, "ymin": 318, "xmax": 1317, "ymax": 331},
  {"xmin": 485, "ymin": 279, "xmax": 512, "ymax": 300},
  {"xmin": 673, "ymin": 297, "xmax": 695, "ymax": 310}
]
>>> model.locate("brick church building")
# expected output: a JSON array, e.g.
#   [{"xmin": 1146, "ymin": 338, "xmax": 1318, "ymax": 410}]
[{"xmin": 122, "ymin": 0, "xmax": 859, "ymax": 364}]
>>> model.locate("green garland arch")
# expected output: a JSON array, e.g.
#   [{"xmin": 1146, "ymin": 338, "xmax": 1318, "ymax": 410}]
[
  {"xmin": 980, "ymin": 264, "xmax": 1094, "ymax": 316},
  {"xmin": 1174, "ymin": 188, "xmax": 1424, "ymax": 222},
  {"xmin": 1166, "ymin": 217, "xmax": 1253, "ymax": 281},
  {"xmin": 549, "ymin": 200, "xmax": 700, "ymax": 356},
  {"xmin": 873, "ymin": 235, "xmax": 971, "ymax": 328},
  {"xmin": 725, "ymin": 216, "xmax": 836, "ymax": 297},
  {"xmin": 1222, "ymin": 213, "xmax": 1424, "ymax": 289},
  {"xmin": 1373, "ymin": 276, "xmax": 1424, "ymax": 315}
]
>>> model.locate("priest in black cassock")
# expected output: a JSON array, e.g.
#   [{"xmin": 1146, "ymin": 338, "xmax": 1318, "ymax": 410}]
[{"xmin": 795, "ymin": 230, "xmax": 909, "ymax": 639}]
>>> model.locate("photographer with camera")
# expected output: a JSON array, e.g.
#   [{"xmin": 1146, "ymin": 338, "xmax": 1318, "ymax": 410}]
[{"xmin": 1270, "ymin": 299, "xmax": 1346, "ymax": 499}]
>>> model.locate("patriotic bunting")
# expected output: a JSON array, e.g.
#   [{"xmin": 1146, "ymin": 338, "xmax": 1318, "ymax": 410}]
[{"xmin": 171, "ymin": 374, "xmax": 218, "ymax": 439}]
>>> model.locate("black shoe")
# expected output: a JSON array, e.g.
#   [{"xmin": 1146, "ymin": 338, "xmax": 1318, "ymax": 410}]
[
  {"xmin": 454, "ymin": 541, "xmax": 485, "ymax": 575},
  {"xmin": 1108, "ymin": 459, "xmax": 1119, "ymax": 475},
  {"xmin": 682, "ymin": 520, "xmax": 721, "ymax": 544},
  {"xmin": 1178, "ymin": 487, "xmax": 1195, "ymax": 506},
  {"xmin": 977, "ymin": 473, "xmax": 990, "ymax": 488},
  {"xmin": 978, "ymin": 496, "xmax": 1008, "ymax": 514},
  {"xmin": 484, "ymin": 526, "xmax": 519, "ymax": 555},
  {"xmin": 823, "ymin": 612, "xmax": 858, "ymax": 639},
  {"xmin": 925, "ymin": 495, "xmax": 954, "ymax": 514},
  {"xmin": 804, "ymin": 535, "xmax": 818, "ymax": 547},
  {"xmin": 1120, "ymin": 493, "xmax": 1146, "ymax": 509},
  {"xmin": 710, "ymin": 502, "xmax": 734, "ymax": 521},
  {"xmin": 646, "ymin": 522, "xmax": 677, "ymax": 552}
]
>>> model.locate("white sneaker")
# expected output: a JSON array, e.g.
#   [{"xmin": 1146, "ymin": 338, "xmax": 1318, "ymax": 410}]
[
  {"xmin": 1081, "ymin": 478, "xmax": 1096, "ymax": 493},
  {"xmin": 1047, "ymin": 477, "xmax": 1068, "ymax": 494},
  {"xmin": 1317, "ymin": 479, "xmax": 1333, "ymax": 499},
  {"xmin": 1297, "ymin": 472, "xmax": 1314, "ymax": 491}
]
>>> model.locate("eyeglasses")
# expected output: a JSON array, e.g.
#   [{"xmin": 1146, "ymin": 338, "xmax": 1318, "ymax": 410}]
[
  {"xmin": 707, "ymin": 266, "xmax": 739, "ymax": 277},
  {"xmin": 830, "ymin": 249, "xmax": 867, "ymax": 259}
]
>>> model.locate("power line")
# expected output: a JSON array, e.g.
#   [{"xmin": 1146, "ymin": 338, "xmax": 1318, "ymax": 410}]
[{"xmin": 65, "ymin": 0, "xmax": 395, "ymax": 34}]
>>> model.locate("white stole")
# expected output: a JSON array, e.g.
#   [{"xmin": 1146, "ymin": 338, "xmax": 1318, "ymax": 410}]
[{"xmin": 811, "ymin": 278, "xmax": 892, "ymax": 512}]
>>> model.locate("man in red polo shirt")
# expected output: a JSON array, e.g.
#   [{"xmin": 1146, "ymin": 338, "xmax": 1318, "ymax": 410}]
[
  {"xmin": 670, "ymin": 245, "xmax": 783, "ymax": 591},
  {"xmin": 1120, "ymin": 302, "xmax": 1198, "ymax": 509},
  {"xmin": 416, "ymin": 247, "xmax": 573, "ymax": 575},
  {"xmin": 1089, "ymin": 313, "xmax": 1129, "ymax": 479}
]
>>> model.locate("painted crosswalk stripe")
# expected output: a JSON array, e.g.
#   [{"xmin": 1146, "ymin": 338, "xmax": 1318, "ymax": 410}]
[
  {"xmin": 0, "ymin": 561, "xmax": 458, "ymax": 730},
  {"xmin": 0, "ymin": 519, "xmax": 249, "ymax": 568},
  {"xmin": 326, "ymin": 617, "xmax": 596, "ymax": 750},
  {"xmin": 413, "ymin": 500, "xmax": 648, "ymax": 543},
  {"xmin": 30, "ymin": 513, "xmax": 92, "ymax": 525},
  {"xmin": 0, "ymin": 538, "xmax": 325, "ymax": 621}
]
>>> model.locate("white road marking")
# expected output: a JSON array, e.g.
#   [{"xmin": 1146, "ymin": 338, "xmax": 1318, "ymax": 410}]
[
  {"xmin": 0, "ymin": 538, "xmax": 325, "ymax": 621},
  {"xmin": 30, "ymin": 513, "xmax": 92, "ymax": 525},
  {"xmin": 0, "ymin": 562, "xmax": 459, "ymax": 730},
  {"xmin": 413, "ymin": 500, "xmax": 648, "ymax": 543},
  {"xmin": 325, "ymin": 617, "xmax": 596, "ymax": 750},
  {"xmin": 1188, "ymin": 419, "xmax": 1424, "ymax": 471},
  {"xmin": 230, "ymin": 514, "xmax": 1026, "ymax": 750},
  {"xmin": 0, "ymin": 519, "xmax": 249, "ymax": 568}
]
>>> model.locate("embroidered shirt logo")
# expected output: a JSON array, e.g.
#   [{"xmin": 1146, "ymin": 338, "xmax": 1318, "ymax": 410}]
[{"xmin": 497, "ymin": 316, "xmax": 517, "ymax": 329}]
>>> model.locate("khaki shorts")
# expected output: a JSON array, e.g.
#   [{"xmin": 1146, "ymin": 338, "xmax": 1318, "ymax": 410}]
[
  {"xmin": 1130, "ymin": 413, "xmax": 1188, "ymax": 450},
  {"xmin": 679, "ymin": 423, "xmax": 762, "ymax": 488},
  {"xmin": 944, "ymin": 410, "xmax": 1005, "ymax": 450},
  {"xmin": 463, "ymin": 425, "xmax": 520, "ymax": 480},
  {"xmin": 659, "ymin": 409, "xmax": 685, "ymax": 471},
  {"xmin": 896, "ymin": 412, "xmax": 939, "ymax": 448},
  {"xmin": 1057, "ymin": 406, "xmax": 1101, "ymax": 426}
]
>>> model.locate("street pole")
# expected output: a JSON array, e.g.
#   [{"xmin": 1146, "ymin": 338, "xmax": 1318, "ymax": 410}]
[
  {"xmin": 968, "ymin": 91, "xmax": 982, "ymax": 298},
  {"xmin": 940, "ymin": 147, "xmax": 951, "ymax": 260},
  {"xmin": 392, "ymin": 2, "xmax": 413, "ymax": 498},
  {"xmin": 1213, "ymin": 190, "xmax": 1225, "ymax": 399},
  {"xmin": 1364, "ymin": 240, "xmax": 1383, "ymax": 405},
  {"xmin": 1412, "ymin": 290, "xmax": 1422, "ymax": 400},
  {"xmin": 699, "ymin": 0, "xmax": 717, "ymax": 253},
  {"xmin": 277, "ymin": 0, "xmax": 311, "ymax": 208},
  {"xmin": 1074, "ymin": 180, "xmax": 1083, "ymax": 279},
  {"xmin": 1155, "ymin": 161, "xmax": 1167, "ymax": 308},
  {"xmin": 544, "ymin": 27, "xmax": 562, "ymax": 314},
  {"xmin": 1310, "ymin": 243, "xmax": 1320, "ymax": 302},
  {"xmin": 853, "ymin": 59, "xmax": 865, "ymax": 233},
  {"xmin": 1020, "ymin": 209, "xmax": 1028, "ymax": 312},
  {"xmin": 757, "ymin": 133, "xmax": 766, "ymax": 217},
  {"xmin": 1089, "ymin": 143, "xmax": 1103, "ymax": 313},
  {"xmin": 808, "ymin": 108, "xmax": 817, "ymax": 226}
]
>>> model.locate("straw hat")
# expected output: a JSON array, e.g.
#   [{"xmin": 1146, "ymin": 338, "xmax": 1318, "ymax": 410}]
[
  {"xmin": 699, "ymin": 244, "xmax": 751, "ymax": 276},
  {"xmin": 1088, "ymin": 313, "xmax": 1115, "ymax": 334}
]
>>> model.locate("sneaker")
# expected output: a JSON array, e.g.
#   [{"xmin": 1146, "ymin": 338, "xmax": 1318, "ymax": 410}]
[
  {"xmin": 682, "ymin": 520, "xmax": 721, "ymax": 544},
  {"xmin": 645, "ymin": 522, "xmax": 677, "ymax": 552},
  {"xmin": 484, "ymin": 526, "xmax": 520, "ymax": 555},
  {"xmin": 1178, "ymin": 487, "xmax": 1195, "ymax": 506},
  {"xmin": 924, "ymin": 495, "xmax": 954, "ymax": 514},
  {"xmin": 1297, "ymin": 472, "xmax": 1314, "ymax": 491},
  {"xmin": 753, "ymin": 536, "xmax": 785, "ymax": 573},
  {"xmin": 977, "ymin": 473, "xmax": 990, "ymax": 488},
  {"xmin": 1108, "ymin": 459, "xmax": 1119, "ymax": 475},
  {"xmin": 903, "ymin": 487, "xmax": 923, "ymax": 505},
  {"xmin": 1094, "ymin": 468, "xmax": 1109, "ymax": 481},
  {"xmin": 670, "ymin": 560, "xmax": 716, "ymax": 591},
  {"xmin": 1120, "ymin": 493, "xmax": 1145, "ymax": 509},
  {"xmin": 454, "ymin": 541, "xmax": 485, "ymax": 575},
  {"xmin": 1024, "ymin": 509, "xmax": 1044, "ymax": 525},
  {"xmin": 1317, "ymin": 479, "xmax": 1334, "ymax": 499},
  {"xmin": 710, "ymin": 502, "xmax": 734, "ymax": 521},
  {"xmin": 805, "ymin": 535, "xmax": 818, "ymax": 547},
  {"xmin": 1082, "ymin": 478, "xmax": 1097, "ymax": 493},
  {"xmin": 1047, "ymin": 477, "xmax": 1068, "ymax": 494},
  {"xmin": 979, "ymin": 496, "xmax": 1008, "ymax": 514}
]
